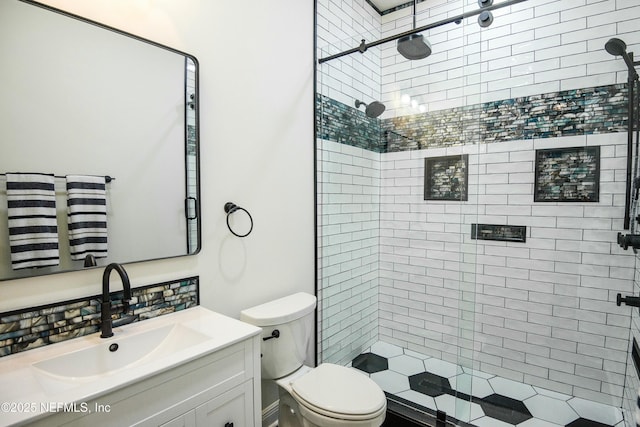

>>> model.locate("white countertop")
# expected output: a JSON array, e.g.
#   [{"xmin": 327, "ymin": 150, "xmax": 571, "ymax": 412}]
[{"xmin": 0, "ymin": 306, "xmax": 261, "ymax": 426}]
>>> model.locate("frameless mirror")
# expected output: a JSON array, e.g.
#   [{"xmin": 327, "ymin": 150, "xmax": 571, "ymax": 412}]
[{"xmin": 0, "ymin": 0, "xmax": 201, "ymax": 281}]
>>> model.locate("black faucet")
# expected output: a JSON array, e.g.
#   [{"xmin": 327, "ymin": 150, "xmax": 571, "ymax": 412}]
[
  {"xmin": 83, "ymin": 254, "xmax": 97, "ymax": 267},
  {"xmin": 100, "ymin": 263, "xmax": 132, "ymax": 338}
]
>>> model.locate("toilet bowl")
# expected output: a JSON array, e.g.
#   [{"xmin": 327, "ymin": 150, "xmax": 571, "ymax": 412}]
[
  {"xmin": 240, "ymin": 293, "xmax": 386, "ymax": 427},
  {"xmin": 277, "ymin": 364, "xmax": 386, "ymax": 427}
]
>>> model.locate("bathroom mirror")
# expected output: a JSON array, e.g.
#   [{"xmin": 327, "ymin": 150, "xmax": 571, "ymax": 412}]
[{"xmin": 0, "ymin": 0, "xmax": 201, "ymax": 281}]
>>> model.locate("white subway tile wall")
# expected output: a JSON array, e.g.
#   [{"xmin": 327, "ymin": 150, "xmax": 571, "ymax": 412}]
[
  {"xmin": 317, "ymin": 0, "xmax": 382, "ymax": 111},
  {"xmin": 318, "ymin": 0, "xmax": 639, "ymax": 119},
  {"xmin": 622, "ymin": 160, "xmax": 640, "ymax": 422},
  {"xmin": 377, "ymin": 133, "xmax": 634, "ymax": 407},
  {"xmin": 317, "ymin": 0, "xmax": 640, "ymax": 415},
  {"xmin": 318, "ymin": 140, "xmax": 381, "ymax": 364},
  {"xmin": 318, "ymin": 132, "xmax": 636, "ymax": 405}
]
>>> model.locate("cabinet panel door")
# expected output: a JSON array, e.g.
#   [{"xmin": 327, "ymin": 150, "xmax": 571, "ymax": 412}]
[
  {"xmin": 195, "ymin": 381, "xmax": 253, "ymax": 427},
  {"xmin": 160, "ymin": 411, "xmax": 196, "ymax": 427}
]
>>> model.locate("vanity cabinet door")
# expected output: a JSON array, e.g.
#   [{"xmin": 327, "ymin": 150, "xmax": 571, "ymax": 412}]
[
  {"xmin": 195, "ymin": 380, "xmax": 253, "ymax": 427},
  {"xmin": 160, "ymin": 411, "xmax": 196, "ymax": 427}
]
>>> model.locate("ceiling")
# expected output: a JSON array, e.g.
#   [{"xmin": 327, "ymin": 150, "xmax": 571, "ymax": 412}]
[{"xmin": 367, "ymin": 0, "xmax": 413, "ymax": 14}]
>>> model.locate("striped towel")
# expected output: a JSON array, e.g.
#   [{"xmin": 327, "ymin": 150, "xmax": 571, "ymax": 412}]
[
  {"xmin": 6, "ymin": 173, "xmax": 60, "ymax": 270},
  {"xmin": 637, "ymin": 387, "xmax": 640, "ymax": 427},
  {"xmin": 66, "ymin": 175, "xmax": 108, "ymax": 261}
]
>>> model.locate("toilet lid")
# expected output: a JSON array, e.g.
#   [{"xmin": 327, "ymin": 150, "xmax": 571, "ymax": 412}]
[{"xmin": 290, "ymin": 363, "xmax": 386, "ymax": 417}]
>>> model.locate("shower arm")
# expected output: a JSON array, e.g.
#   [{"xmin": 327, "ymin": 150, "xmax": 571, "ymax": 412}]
[
  {"xmin": 319, "ymin": 0, "xmax": 528, "ymax": 64},
  {"xmin": 411, "ymin": 0, "xmax": 416, "ymax": 30}
]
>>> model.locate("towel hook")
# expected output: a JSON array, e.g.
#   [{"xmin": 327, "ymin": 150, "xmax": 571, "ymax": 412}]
[{"xmin": 224, "ymin": 202, "xmax": 253, "ymax": 237}]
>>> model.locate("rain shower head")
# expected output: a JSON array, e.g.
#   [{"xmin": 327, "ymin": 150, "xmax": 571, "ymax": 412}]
[
  {"xmin": 397, "ymin": 34, "xmax": 432, "ymax": 60},
  {"xmin": 355, "ymin": 99, "xmax": 386, "ymax": 118},
  {"xmin": 396, "ymin": 0, "xmax": 431, "ymax": 61}
]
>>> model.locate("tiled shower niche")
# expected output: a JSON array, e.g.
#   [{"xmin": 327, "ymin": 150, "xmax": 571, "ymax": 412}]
[{"xmin": 0, "ymin": 276, "xmax": 199, "ymax": 357}]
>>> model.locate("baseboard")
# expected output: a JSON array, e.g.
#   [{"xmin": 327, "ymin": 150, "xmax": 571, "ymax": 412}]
[{"xmin": 262, "ymin": 400, "xmax": 279, "ymax": 427}]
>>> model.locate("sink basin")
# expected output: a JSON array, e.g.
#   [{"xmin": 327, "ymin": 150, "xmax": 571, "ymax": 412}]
[
  {"xmin": 33, "ymin": 323, "xmax": 209, "ymax": 380},
  {"xmin": 0, "ymin": 306, "xmax": 262, "ymax": 427}
]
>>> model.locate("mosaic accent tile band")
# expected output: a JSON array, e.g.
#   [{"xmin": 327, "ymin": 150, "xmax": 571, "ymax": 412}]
[
  {"xmin": 0, "ymin": 276, "xmax": 199, "ymax": 357},
  {"xmin": 317, "ymin": 93, "xmax": 387, "ymax": 153},
  {"xmin": 317, "ymin": 84, "xmax": 628, "ymax": 153}
]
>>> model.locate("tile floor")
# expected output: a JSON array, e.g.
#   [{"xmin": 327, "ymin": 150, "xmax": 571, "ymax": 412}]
[{"xmin": 350, "ymin": 342, "xmax": 625, "ymax": 427}]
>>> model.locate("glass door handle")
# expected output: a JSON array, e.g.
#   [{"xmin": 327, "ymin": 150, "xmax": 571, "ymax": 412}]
[{"xmin": 617, "ymin": 293, "xmax": 640, "ymax": 307}]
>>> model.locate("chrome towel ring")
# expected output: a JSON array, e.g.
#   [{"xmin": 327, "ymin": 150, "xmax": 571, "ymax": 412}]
[{"xmin": 224, "ymin": 202, "xmax": 253, "ymax": 237}]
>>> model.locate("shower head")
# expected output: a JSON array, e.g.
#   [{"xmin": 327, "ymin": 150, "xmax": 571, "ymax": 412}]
[
  {"xmin": 397, "ymin": 0, "xmax": 432, "ymax": 61},
  {"xmin": 355, "ymin": 99, "xmax": 386, "ymax": 118},
  {"xmin": 605, "ymin": 38, "xmax": 638, "ymax": 79},
  {"xmin": 605, "ymin": 38, "xmax": 627, "ymax": 56},
  {"xmin": 397, "ymin": 34, "xmax": 432, "ymax": 60}
]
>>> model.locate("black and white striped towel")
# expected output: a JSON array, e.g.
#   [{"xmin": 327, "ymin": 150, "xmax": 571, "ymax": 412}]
[
  {"xmin": 637, "ymin": 387, "xmax": 640, "ymax": 427},
  {"xmin": 66, "ymin": 175, "xmax": 108, "ymax": 261},
  {"xmin": 6, "ymin": 173, "xmax": 60, "ymax": 270}
]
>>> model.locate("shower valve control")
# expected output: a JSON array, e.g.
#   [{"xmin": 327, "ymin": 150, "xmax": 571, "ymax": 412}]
[
  {"xmin": 617, "ymin": 293, "xmax": 640, "ymax": 308},
  {"xmin": 263, "ymin": 329, "xmax": 280, "ymax": 341},
  {"xmin": 617, "ymin": 232, "xmax": 640, "ymax": 250}
]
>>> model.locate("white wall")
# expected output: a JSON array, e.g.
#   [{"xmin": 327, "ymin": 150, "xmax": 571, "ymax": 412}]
[{"xmin": 0, "ymin": 0, "xmax": 314, "ymax": 330}]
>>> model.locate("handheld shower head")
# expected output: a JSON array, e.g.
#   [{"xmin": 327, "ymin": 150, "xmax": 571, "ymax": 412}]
[
  {"xmin": 605, "ymin": 38, "xmax": 638, "ymax": 79},
  {"xmin": 605, "ymin": 38, "xmax": 627, "ymax": 56},
  {"xmin": 355, "ymin": 99, "xmax": 386, "ymax": 118}
]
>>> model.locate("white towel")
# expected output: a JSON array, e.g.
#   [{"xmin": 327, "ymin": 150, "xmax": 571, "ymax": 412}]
[
  {"xmin": 66, "ymin": 175, "xmax": 108, "ymax": 261},
  {"xmin": 6, "ymin": 173, "xmax": 60, "ymax": 269}
]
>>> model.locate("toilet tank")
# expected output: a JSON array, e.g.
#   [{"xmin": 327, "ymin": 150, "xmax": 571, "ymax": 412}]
[{"xmin": 240, "ymin": 292, "xmax": 316, "ymax": 380}]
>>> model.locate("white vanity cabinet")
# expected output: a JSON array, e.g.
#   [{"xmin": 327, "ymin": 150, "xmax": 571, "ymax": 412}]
[
  {"xmin": 130, "ymin": 336, "xmax": 259, "ymax": 427},
  {"xmin": 24, "ymin": 328, "xmax": 261, "ymax": 427},
  {"xmin": 161, "ymin": 381, "xmax": 252, "ymax": 427}
]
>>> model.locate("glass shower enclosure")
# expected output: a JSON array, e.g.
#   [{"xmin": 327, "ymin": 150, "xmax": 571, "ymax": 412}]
[{"xmin": 316, "ymin": 0, "xmax": 638, "ymax": 426}]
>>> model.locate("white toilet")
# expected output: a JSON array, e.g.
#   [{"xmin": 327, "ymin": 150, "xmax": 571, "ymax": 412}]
[{"xmin": 240, "ymin": 292, "xmax": 387, "ymax": 427}]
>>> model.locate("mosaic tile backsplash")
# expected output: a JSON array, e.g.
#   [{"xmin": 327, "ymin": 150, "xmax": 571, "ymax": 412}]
[
  {"xmin": 0, "ymin": 276, "xmax": 199, "ymax": 357},
  {"xmin": 317, "ymin": 84, "xmax": 628, "ymax": 153},
  {"xmin": 317, "ymin": 93, "xmax": 386, "ymax": 152}
]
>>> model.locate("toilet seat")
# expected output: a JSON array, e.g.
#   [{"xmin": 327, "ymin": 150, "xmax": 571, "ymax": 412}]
[{"xmin": 288, "ymin": 363, "xmax": 386, "ymax": 421}]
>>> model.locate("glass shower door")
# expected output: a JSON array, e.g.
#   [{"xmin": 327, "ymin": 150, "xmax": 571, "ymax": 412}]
[{"xmin": 316, "ymin": 6, "xmax": 482, "ymax": 424}]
